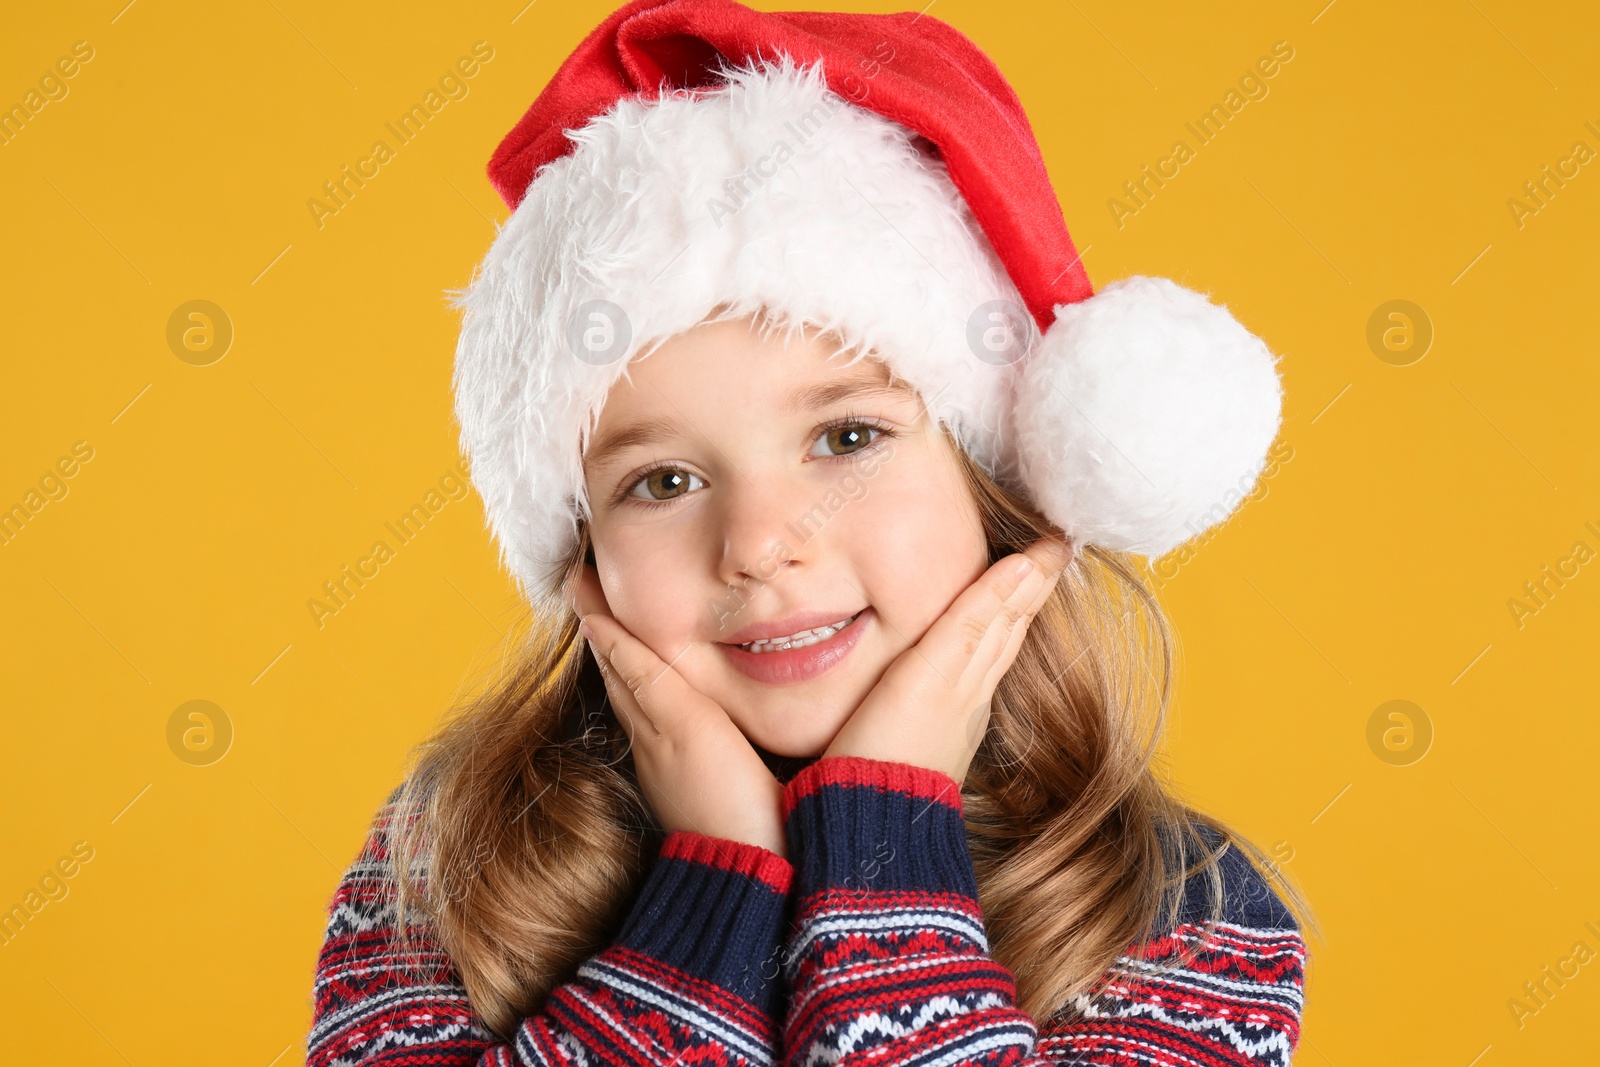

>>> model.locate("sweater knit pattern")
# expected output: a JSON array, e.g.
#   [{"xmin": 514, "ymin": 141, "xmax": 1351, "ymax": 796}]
[{"xmin": 306, "ymin": 756, "xmax": 1306, "ymax": 1067}]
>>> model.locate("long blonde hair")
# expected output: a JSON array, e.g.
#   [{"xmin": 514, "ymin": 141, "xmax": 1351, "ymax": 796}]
[{"xmin": 385, "ymin": 428, "xmax": 1318, "ymax": 1040}]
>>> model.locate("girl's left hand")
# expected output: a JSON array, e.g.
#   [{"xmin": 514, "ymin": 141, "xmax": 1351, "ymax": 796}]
[{"xmin": 821, "ymin": 533, "xmax": 1073, "ymax": 785}]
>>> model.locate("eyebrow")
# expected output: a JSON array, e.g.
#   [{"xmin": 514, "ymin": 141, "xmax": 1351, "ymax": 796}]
[{"xmin": 583, "ymin": 369, "xmax": 918, "ymax": 473}]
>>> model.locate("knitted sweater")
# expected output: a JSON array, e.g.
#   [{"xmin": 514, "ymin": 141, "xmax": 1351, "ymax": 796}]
[{"xmin": 306, "ymin": 756, "xmax": 1306, "ymax": 1066}]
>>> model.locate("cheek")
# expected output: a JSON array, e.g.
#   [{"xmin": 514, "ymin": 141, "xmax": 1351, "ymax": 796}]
[
  {"xmin": 594, "ymin": 524, "xmax": 707, "ymax": 649},
  {"xmin": 837, "ymin": 455, "xmax": 988, "ymax": 638}
]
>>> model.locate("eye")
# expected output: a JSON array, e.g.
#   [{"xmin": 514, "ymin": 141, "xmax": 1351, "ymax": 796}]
[
  {"xmin": 810, "ymin": 415, "xmax": 896, "ymax": 460},
  {"xmin": 812, "ymin": 422, "xmax": 878, "ymax": 458},
  {"xmin": 624, "ymin": 465, "xmax": 705, "ymax": 505}
]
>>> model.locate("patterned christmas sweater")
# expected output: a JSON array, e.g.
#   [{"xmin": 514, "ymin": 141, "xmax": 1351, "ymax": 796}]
[{"xmin": 306, "ymin": 756, "xmax": 1307, "ymax": 1066}]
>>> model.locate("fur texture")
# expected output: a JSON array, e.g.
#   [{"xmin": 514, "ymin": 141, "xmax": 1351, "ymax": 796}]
[
  {"xmin": 1014, "ymin": 276, "xmax": 1284, "ymax": 557},
  {"xmin": 449, "ymin": 56, "xmax": 1283, "ymax": 603}
]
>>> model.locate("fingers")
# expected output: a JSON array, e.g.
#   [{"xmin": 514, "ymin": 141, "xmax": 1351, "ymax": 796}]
[
  {"xmin": 571, "ymin": 582, "xmax": 712, "ymax": 750},
  {"xmin": 580, "ymin": 611, "xmax": 664, "ymax": 741},
  {"xmin": 1012, "ymin": 535, "xmax": 1072, "ymax": 617},
  {"xmin": 567, "ymin": 564, "xmax": 654, "ymax": 741},
  {"xmin": 981, "ymin": 534, "xmax": 1073, "ymax": 624},
  {"xmin": 981, "ymin": 556, "xmax": 1062, "ymax": 692},
  {"xmin": 949, "ymin": 534, "xmax": 1074, "ymax": 681},
  {"xmin": 958, "ymin": 536, "xmax": 1071, "ymax": 710},
  {"xmin": 1000, "ymin": 535, "xmax": 1072, "ymax": 615},
  {"xmin": 1016, "ymin": 533, "xmax": 1074, "ymax": 587}
]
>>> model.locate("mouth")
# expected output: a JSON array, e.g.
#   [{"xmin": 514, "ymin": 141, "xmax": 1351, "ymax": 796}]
[
  {"xmin": 731, "ymin": 609, "xmax": 865, "ymax": 653},
  {"xmin": 718, "ymin": 607, "xmax": 872, "ymax": 685}
]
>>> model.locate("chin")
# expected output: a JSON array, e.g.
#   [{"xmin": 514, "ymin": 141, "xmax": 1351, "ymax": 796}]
[
  {"xmin": 748, "ymin": 678, "xmax": 870, "ymax": 748},
  {"xmin": 745, "ymin": 698, "xmax": 857, "ymax": 764},
  {"xmin": 689, "ymin": 658, "xmax": 861, "ymax": 756}
]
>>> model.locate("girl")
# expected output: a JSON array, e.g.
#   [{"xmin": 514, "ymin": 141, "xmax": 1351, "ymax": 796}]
[{"xmin": 306, "ymin": 3, "xmax": 1316, "ymax": 1065}]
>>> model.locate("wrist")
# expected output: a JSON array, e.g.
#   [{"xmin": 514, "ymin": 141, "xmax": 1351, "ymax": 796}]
[
  {"xmin": 780, "ymin": 755, "xmax": 976, "ymax": 899},
  {"xmin": 611, "ymin": 828, "xmax": 794, "ymax": 1017}
]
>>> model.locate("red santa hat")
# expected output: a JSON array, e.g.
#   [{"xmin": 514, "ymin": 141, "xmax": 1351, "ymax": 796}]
[{"xmin": 451, "ymin": 0, "xmax": 1284, "ymax": 606}]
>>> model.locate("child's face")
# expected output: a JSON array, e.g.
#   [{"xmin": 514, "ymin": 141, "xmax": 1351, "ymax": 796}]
[{"xmin": 580, "ymin": 315, "xmax": 990, "ymax": 758}]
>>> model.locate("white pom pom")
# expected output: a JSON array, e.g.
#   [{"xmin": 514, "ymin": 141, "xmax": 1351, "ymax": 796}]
[{"xmin": 1011, "ymin": 275, "xmax": 1283, "ymax": 558}]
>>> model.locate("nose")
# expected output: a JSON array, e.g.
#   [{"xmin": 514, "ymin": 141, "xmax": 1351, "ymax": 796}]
[{"xmin": 713, "ymin": 474, "xmax": 813, "ymax": 602}]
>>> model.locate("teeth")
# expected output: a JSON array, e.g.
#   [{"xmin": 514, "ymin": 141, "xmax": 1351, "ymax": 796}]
[{"xmin": 739, "ymin": 611, "xmax": 861, "ymax": 653}]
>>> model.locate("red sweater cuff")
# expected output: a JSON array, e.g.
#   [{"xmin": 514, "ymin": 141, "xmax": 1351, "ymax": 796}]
[
  {"xmin": 659, "ymin": 829, "xmax": 793, "ymax": 894},
  {"xmin": 780, "ymin": 755, "xmax": 963, "ymax": 823}
]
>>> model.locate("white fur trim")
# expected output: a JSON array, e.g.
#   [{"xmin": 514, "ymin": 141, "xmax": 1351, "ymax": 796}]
[
  {"xmin": 1011, "ymin": 275, "xmax": 1285, "ymax": 558},
  {"xmin": 449, "ymin": 56, "xmax": 1032, "ymax": 603}
]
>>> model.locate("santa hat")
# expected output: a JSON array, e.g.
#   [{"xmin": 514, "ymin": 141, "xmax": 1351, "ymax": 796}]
[{"xmin": 450, "ymin": 0, "xmax": 1284, "ymax": 607}]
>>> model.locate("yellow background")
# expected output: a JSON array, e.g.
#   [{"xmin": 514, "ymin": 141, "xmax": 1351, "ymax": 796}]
[{"xmin": 2, "ymin": 1, "xmax": 1596, "ymax": 1063}]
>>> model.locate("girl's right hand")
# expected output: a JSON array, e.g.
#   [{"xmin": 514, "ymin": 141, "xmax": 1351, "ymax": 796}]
[{"xmin": 566, "ymin": 563, "xmax": 788, "ymax": 859}]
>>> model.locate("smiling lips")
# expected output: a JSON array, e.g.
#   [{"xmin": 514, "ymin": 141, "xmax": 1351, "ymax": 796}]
[
  {"xmin": 736, "ymin": 610, "xmax": 864, "ymax": 652},
  {"xmin": 718, "ymin": 608, "xmax": 872, "ymax": 685}
]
